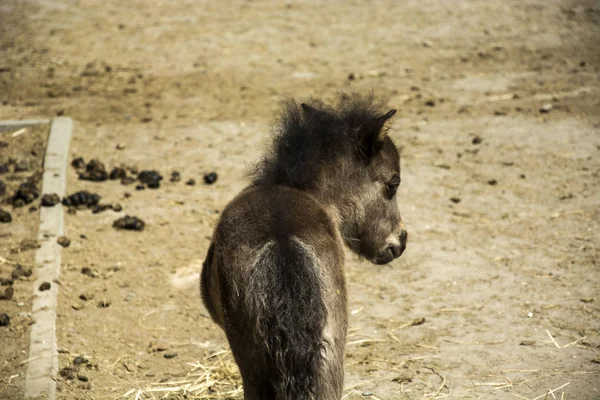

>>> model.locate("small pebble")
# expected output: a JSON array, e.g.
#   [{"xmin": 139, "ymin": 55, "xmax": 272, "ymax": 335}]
[
  {"xmin": 163, "ymin": 352, "xmax": 178, "ymax": 359},
  {"xmin": 487, "ymin": 179, "xmax": 498, "ymax": 186},
  {"xmin": 472, "ymin": 136, "xmax": 483, "ymax": 145},
  {"xmin": 57, "ymin": 236, "xmax": 71, "ymax": 247},
  {"xmin": 204, "ymin": 172, "xmax": 218, "ymax": 184},
  {"xmin": 39, "ymin": 282, "xmax": 51, "ymax": 291},
  {"xmin": 116, "ymin": 143, "xmax": 126, "ymax": 150},
  {"xmin": 77, "ymin": 374, "xmax": 89, "ymax": 382},
  {"xmin": 81, "ymin": 267, "xmax": 99, "ymax": 278},
  {"xmin": 186, "ymin": 179, "xmax": 196, "ymax": 186},
  {"xmin": 98, "ymin": 300, "xmax": 111, "ymax": 308},
  {"xmin": 424, "ymin": 100, "xmax": 435, "ymax": 107},
  {"xmin": 0, "ymin": 312, "xmax": 10, "ymax": 327},
  {"xmin": 519, "ymin": 340, "xmax": 536, "ymax": 346},
  {"xmin": 79, "ymin": 293, "xmax": 92, "ymax": 301},
  {"xmin": 450, "ymin": 197, "xmax": 461, "ymax": 204},
  {"xmin": 362, "ymin": 391, "xmax": 373, "ymax": 397},
  {"xmin": 539, "ymin": 104, "xmax": 553, "ymax": 113}
]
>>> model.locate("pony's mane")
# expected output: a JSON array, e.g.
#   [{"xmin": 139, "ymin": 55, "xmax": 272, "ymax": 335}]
[{"xmin": 249, "ymin": 92, "xmax": 389, "ymax": 189}]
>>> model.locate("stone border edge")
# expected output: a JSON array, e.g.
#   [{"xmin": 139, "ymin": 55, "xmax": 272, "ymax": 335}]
[{"xmin": 20, "ymin": 117, "xmax": 73, "ymax": 399}]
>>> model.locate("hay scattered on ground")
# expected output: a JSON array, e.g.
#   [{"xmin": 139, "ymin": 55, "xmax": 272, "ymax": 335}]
[{"xmin": 119, "ymin": 350, "xmax": 242, "ymax": 399}]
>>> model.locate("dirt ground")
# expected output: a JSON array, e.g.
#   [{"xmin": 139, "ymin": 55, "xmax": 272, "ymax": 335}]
[
  {"xmin": 1, "ymin": 0, "xmax": 599, "ymax": 399},
  {"xmin": 0, "ymin": 123, "xmax": 49, "ymax": 400}
]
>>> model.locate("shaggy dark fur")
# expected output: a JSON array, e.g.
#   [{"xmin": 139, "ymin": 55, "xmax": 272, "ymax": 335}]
[
  {"xmin": 250, "ymin": 93, "xmax": 395, "ymax": 190},
  {"xmin": 201, "ymin": 91, "xmax": 407, "ymax": 400}
]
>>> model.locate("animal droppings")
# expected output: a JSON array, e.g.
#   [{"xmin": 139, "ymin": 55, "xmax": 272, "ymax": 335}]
[
  {"xmin": 170, "ymin": 171, "xmax": 181, "ymax": 183},
  {"xmin": 109, "ymin": 167, "xmax": 127, "ymax": 180},
  {"xmin": 0, "ymin": 313, "xmax": 11, "ymax": 327},
  {"xmin": 71, "ymin": 157, "xmax": 85, "ymax": 169},
  {"xmin": 78, "ymin": 159, "xmax": 108, "ymax": 181},
  {"xmin": 204, "ymin": 172, "xmax": 218, "ymax": 184},
  {"xmin": 62, "ymin": 191, "xmax": 101, "ymax": 208},
  {"xmin": 41, "ymin": 193, "xmax": 61, "ymax": 207},
  {"xmin": 13, "ymin": 181, "xmax": 40, "ymax": 206},
  {"xmin": 57, "ymin": 236, "xmax": 71, "ymax": 247},
  {"xmin": 113, "ymin": 215, "xmax": 145, "ymax": 231},
  {"xmin": 0, "ymin": 208, "xmax": 11, "ymax": 223},
  {"xmin": 138, "ymin": 170, "xmax": 162, "ymax": 188}
]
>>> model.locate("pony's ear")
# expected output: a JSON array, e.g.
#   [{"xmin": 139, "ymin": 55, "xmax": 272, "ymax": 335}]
[
  {"xmin": 357, "ymin": 109, "xmax": 397, "ymax": 159},
  {"xmin": 301, "ymin": 103, "xmax": 316, "ymax": 114}
]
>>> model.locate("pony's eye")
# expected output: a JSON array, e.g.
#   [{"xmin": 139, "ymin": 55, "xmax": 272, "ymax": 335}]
[{"xmin": 386, "ymin": 175, "xmax": 401, "ymax": 198}]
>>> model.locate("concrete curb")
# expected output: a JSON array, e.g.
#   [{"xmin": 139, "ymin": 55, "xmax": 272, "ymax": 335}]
[
  {"xmin": 23, "ymin": 117, "xmax": 73, "ymax": 399},
  {"xmin": 0, "ymin": 119, "xmax": 51, "ymax": 132}
]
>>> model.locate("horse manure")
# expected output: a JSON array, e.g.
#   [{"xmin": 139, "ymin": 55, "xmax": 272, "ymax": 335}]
[
  {"xmin": 78, "ymin": 159, "xmax": 108, "ymax": 181},
  {"xmin": 62, "ymin": 191, "xmax": 101, "ymax": 208},
  {"xmin": 81, "ymin": 267, "xmax": 99, "ymax": 278},
  {"xmin": 71, "ymin": 157, "xmax": 86, "ymax": 169},
  {"xmin": 57, "ymin": 236, "xmax": 71, "ymax": 247},
  {"xmin": 0, "ymin": 313, "xmax": 11, "ymax": 327},
  {"xmin": 11, "ymin": 264, "xmax": 32, "ymax": 280},
  {"xmin": 41, "ymin": 193, "xmax": 61, "ymax": 207},
  {"xmin": 204, "ymin": 172, "xmax": 218, "ymax": 184},
  {"xmin": 113, "ymin": 215, "xmax": 145, "ymax": 231},
  {"xmin": 92, "ymin": 202, "xmax": 122, "ymax": 214},
  {"xmin": 109, "ymin": 167, "xmax": 127, "ymax": 180},
  {"xmin": 0, "ymin": 278, "xmax": 13, "ymax": 286},
  {"xmin": 0, "ymin": 286, "xmax": 14, "ymax": 300},
  {"xmin": 73, "ymin": 356, "xmax": 89, "ymax": 365},
  {"xmin": 170, "ymin": 171, "xmax": 181, "ymax": 183},
  {"xmin": 14, "ymin": 160, "xmax": 30, "ymax": 172},
  {"xmin": 16, "ymin": 239, "xmax": 40, "ymax": 252},
  {"xmin": 59, "ymin": 366, "xmax": 77, "ymax": 380},
  {"xmin": 121, "ymin": 176, "xmax": 136, "ymax": 185},
  {"xmin": 138, "ymin": 170, "xmax": 162, "ymax": 188},
  {"xmin": 0, "ymin": 208, "xmax": 11, "ymax": 223},
  {"xmin": 92, "ymin": 204, "xmax": 112, "ymax": 214},
  {"xmin": 39, "ymin": 282, "xmax": 51, "ymax": 291},
  {"xmin": 13, "ymin": 181, "xmax": 40, "ymax": 206}
]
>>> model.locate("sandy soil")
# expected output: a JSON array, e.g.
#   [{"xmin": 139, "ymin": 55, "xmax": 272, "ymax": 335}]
[
  {"xmin": 1, "ymin": 0, "xmax": 599, "ymax": 399},
  {"xmin": 0, "ymin": 123, "xmax": 49, "ymax": 400}
]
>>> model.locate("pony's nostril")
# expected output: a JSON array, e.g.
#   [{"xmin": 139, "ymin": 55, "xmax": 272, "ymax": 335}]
[
  {"xmin": 399, "ymin": 230, "xmax": 408, "ymax": 244},
  {"xmin": 389, "ymin": 245, "xmax": 402, "ymax": 258}
]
